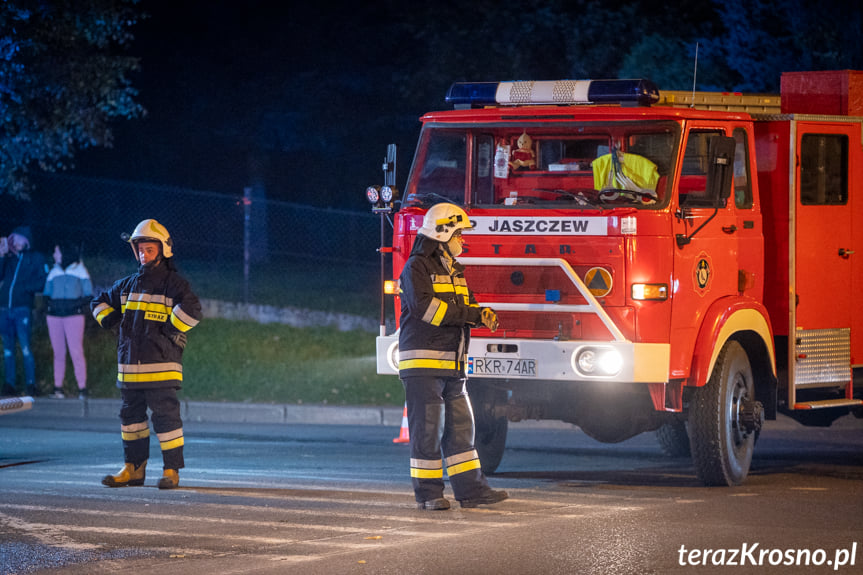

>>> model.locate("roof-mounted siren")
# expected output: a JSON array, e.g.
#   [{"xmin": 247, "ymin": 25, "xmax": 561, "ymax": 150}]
[{"xmin": 445, "ymin": 79, "xmax": 660, "ymax": 109}]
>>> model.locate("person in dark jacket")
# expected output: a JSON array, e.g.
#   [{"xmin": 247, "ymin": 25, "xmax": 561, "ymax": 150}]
[
  {"xmin": 92, "ymin": 219, "xmax": 202, "ymax": 490},
  {"xmin": 398, "ymin": 202, "xmax": 507, "ymax": 510},
  {"xmin": 0, "ymin": 226, "xmax": 47, "ymax": 397}
]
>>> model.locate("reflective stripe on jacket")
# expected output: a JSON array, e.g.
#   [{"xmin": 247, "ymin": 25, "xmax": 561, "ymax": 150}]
[
  {"xmin": 90, "ymin": 261, "xmax": 202, "ymax": 390},
  {"xmin": 398, "ymin": 234, "xmax": 481, "ymax": 378}
]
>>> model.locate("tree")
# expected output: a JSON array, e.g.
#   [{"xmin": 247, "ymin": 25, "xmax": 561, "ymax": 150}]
[
  {"xmin": 0, "ymin": 0, "xmax": 144, "ymax": 197},
  {"xmin": 706, "ymin": 0, "xmax": 863, "ymax": 92},
  {"xmin": 618, "ymin": 36, "xmax": 697, "ymax": 90}
]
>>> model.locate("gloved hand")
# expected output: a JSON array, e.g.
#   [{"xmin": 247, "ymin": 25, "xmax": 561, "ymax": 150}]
[
  {"xmin": 170, "ymin": 331, "xmax": 187, "ymax": 350},
  {"xmin": 480, "ymin": 307, "xmax": 499, "ymax": 332}
]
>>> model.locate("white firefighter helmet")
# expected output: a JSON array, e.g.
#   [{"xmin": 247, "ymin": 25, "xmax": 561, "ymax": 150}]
[
  {"xmin": 418, "ymin": 203, "xmax": 473, "ymax": 242},
  {"xmin": 128, "ymin": 219, "xmax": 173, "ymax": 258}
]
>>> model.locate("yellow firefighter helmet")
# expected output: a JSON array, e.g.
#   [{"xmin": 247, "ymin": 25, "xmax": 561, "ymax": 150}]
[
  {"xmin": 128, "ymin": 219, "xmax": 173, "ymax": 258},
  {"xmin": 418, "ymin": 203, "xmax": 473, "ymax": 242}
]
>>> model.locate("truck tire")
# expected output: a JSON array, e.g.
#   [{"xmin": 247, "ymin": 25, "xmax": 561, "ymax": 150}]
[
  {"xmin": 655, "ymin": 420, "xmax": 691, "ymax": 457},
  {"xmin": 468, "ymin": 382, "xmax": 508, "ymax": 474},
  {"xmin": 688, "ymin": 340, "xmax": 757, "ymax": 486}
]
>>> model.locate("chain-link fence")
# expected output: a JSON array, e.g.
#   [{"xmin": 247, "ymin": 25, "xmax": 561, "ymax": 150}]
[
  {"xmin": 0, "ymin": 174, "xmax": 390, "ymax": 310},
  {"xmin": 8, "ymin": 174, "xmax": 384, "ymax": 263}
]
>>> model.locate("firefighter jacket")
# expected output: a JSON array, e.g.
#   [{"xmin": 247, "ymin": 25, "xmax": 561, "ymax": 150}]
[
  {"xmin": 398, "ymin": 234, "xmax": 482, "ymax": 378},
  {"xmin": 91, "ymin": 260, "xmax": 202, "ymax": 390},
  {"xmin": 0, "ymin": 250, "xmax": 47, "ymax": 310}
]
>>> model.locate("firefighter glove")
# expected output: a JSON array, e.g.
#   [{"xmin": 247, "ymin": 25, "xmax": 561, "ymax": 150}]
[
  {"xmin": 481, "ymin": 307, "xmax": 499, "ymax": 332},
  {"xmin": 171, "ymin": 332, "xmax": 187, "ymax": 350}
]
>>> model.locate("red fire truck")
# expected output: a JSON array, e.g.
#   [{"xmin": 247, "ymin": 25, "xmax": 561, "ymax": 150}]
[{"xmin": 370, "ymin": 70, "xmax": 863, "ymax": 486}]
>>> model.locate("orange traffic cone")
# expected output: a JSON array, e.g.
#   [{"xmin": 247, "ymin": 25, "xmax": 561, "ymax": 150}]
[{"xmin": 393, "ymin": 403, "xmax": 410, "ymax": 443}]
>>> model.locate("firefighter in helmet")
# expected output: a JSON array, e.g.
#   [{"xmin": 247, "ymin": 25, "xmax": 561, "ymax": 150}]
[
  {"xmin": 92, "ymin": 219, "xmax": 202, "ymax": 489},
  {"xmin": 398, "ymin": 202, "xmax": 508, "ymax": 510}
]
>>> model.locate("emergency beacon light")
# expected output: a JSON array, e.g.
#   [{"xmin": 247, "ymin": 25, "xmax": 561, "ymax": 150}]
[{"xmin": 445, "ymin": 79, "xmax": 660, "ymax": 108}]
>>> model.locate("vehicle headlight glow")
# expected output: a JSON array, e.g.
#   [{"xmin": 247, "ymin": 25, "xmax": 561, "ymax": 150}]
[
  {"xmin": 573, "ymin": 347, "xmax": 623, "ymax": 377},
  {"xmin": 598, "ymin": 349, "xmax": 623, "ymax": 375}
]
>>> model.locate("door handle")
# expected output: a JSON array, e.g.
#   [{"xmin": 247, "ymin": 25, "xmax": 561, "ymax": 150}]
[
  {"xmin": 839, "ymin": 248, "xmax": 855, "ymax": 258},
  {"xmin": 722, "ymin": 225, "xmax": 737, "ymax": 234}
]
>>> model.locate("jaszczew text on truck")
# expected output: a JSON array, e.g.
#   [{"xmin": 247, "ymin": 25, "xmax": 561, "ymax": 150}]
[{"xmin": 369, "ymin": 70, "xmax": 863, "ymax": 486}]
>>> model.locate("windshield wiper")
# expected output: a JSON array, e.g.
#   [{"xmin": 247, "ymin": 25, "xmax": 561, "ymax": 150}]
[
  {"xmin": 598, "ymin": 188, "xmax": 658, "ymax": 204},
  {"xmin": 533, "ymin": 188, "xmax": 604, "ymax": 210},
  {"xmin": 404, "ymin": 192, "xmax": 459, "ymax": 208}
]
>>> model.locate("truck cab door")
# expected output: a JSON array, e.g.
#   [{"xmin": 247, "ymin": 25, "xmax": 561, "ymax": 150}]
[
  {"xmin": 669, "ymin": 127, "xmax": 739, "ymax": 379},
  {"xmin": 791, "ymin": 123, "xmax": 855, "ymax": 392}
]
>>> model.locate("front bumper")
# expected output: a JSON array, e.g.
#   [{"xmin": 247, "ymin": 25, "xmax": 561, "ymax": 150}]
[{"xmin": 376, "ymin": 334, "xmax": 669, "ymax": 384}]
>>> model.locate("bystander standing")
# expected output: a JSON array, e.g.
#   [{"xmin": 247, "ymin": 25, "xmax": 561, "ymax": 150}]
[
  {"xmin": 44, "ymin": 243, "xmax": 93, "ymax": 399},
  {"xmin": 0, "ymin": 226, "xmax": 48, "ymax": 397}
]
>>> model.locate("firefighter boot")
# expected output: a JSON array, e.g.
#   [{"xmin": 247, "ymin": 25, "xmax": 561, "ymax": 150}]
[
  {"xmin": 417, "ymin": 497, "xmax": 451, "ymax": 511},
  {"xmin": 459, "ymin": 489, "xmax": 509, "ymax": 508},
  {"xmin": 101, "ymin": 461, "xmax": 147, "ymax": 487},
  {"xmin": 157, "ymin": 469, "xmax": 179, "ymax": 490}
]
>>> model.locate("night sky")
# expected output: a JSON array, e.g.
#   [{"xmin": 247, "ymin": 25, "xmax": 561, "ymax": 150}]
[
  {"xmin": 73, "ymin": 0, "xmax": 860, "ymax": 211},
  {"xmin": 77, "ymin": 1, "xmax": 408, "ymax": 207}
]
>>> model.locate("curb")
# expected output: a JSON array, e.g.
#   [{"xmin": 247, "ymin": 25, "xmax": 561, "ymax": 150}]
[
  {"xmin": 21, "ymin": 397, "xmax": 406, "ymax": 427},
  {"xmin": 11, "ymin": 397, "xmax": 861, "ymax": 431}
]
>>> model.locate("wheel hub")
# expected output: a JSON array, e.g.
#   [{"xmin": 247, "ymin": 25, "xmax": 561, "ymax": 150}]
[
  {"xmin": 730, "ymin": 372, "xmax": 763, "ymax": 443},
  {"xmin": 738, "ymin": 398, "xmax": 764, "ymax": 434}
]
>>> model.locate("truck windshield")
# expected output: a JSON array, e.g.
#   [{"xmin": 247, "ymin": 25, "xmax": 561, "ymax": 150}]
[{"xmin": 404, "ymin": 121, "xmax": 679, "ymax": 209}]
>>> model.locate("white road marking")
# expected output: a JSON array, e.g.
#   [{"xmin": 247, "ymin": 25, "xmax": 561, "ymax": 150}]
[{"xmin": 0, "ymin": 511, "xmax": 102, "ymax": 551}]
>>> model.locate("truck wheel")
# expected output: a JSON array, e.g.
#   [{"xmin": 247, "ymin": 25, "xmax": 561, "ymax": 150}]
[
  {"xmin": 655, "ymin": 420, "xmax": 691, "ymax": 457},
  {"xmin": 688, "ymin": 340, "xmax": 762, "ymax": 486},
  {"xmin": 468, "ymin": 382, "xmax": 508, "ymax": 474}
]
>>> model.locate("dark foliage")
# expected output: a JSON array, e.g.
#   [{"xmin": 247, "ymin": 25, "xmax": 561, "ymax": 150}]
[{"xmin": 0, "ymin": 0, "xmax": 144, "ymax": 197}]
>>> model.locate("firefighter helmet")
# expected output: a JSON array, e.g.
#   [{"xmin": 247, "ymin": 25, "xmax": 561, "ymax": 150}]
[
  {"xmin": 418, "ymin": 203, "xmax": 473, "ymax": 242},
  {"xmin": 128, "ymin": 219, "xmax": 173, "ymax": 258}
]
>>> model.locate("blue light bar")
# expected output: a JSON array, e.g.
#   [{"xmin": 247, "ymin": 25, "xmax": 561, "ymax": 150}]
[{"xmin": 445, "ymin": 79, "xmax": 660, "ymax": 107}]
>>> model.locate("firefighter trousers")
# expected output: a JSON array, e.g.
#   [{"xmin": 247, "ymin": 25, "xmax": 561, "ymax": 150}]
[
  {"xmin": 118, "ymin": 388, "xmax": 185, "ymax": 470},
  {"xmin": 402, "ymin": 375, "xmax": 492, "ymax": 503}
]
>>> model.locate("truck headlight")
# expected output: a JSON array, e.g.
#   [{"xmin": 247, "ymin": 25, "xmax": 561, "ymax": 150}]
[
  {"xmin": 598, "ymin": 349, "xmax": 623, "ymax": 375},
  {"xmin": 573, "ymin": 347, "xmax": 623, "ymax": 376}
]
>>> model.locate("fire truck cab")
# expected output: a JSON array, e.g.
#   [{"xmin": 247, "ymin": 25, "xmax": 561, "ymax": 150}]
[{"xmin": 373, "ymin": 71, "xmax": 863, "ymax": 487}]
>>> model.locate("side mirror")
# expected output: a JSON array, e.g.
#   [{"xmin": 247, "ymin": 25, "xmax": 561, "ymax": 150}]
[
  {"xmin": 383, "ymin": 143, "xmax": 397, "ymax": 187},
  {"xmin": 707, "ymin": 136, "xmax": 736, "ymax": 205}
]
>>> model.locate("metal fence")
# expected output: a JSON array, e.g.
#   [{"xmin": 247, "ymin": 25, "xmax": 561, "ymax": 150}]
[{"xmin": 0, "ymin": 174, "xmax": 384, "ymax": 266}]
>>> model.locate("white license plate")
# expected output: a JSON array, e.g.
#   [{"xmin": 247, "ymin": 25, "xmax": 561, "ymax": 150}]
[{"xmin": 468, "ymin": 357, "xmax": 537, "ymax": 377}]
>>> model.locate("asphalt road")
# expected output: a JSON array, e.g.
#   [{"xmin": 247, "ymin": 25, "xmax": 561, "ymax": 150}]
[{"xmin": 1, "ymin": 404, "xmax": 862, "ymax": 574}]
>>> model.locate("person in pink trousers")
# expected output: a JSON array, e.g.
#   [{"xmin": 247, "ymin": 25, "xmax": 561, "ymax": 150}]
[{"xmin": 43, "ymin": 244, "xmax": 92, "ymax": 399}]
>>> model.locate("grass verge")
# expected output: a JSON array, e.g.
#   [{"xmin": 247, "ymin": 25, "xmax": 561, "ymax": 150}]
[
  {"xmin": 83, "ymin": 255, "xmax": 384, "ymax": 317},
  {"xmin": 4, "ymin": 255, "xmax": 401, "ymax": 405},
  {"xmin": 14, "ymin": 317, "xmax": 403, "ymax": 406}
]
